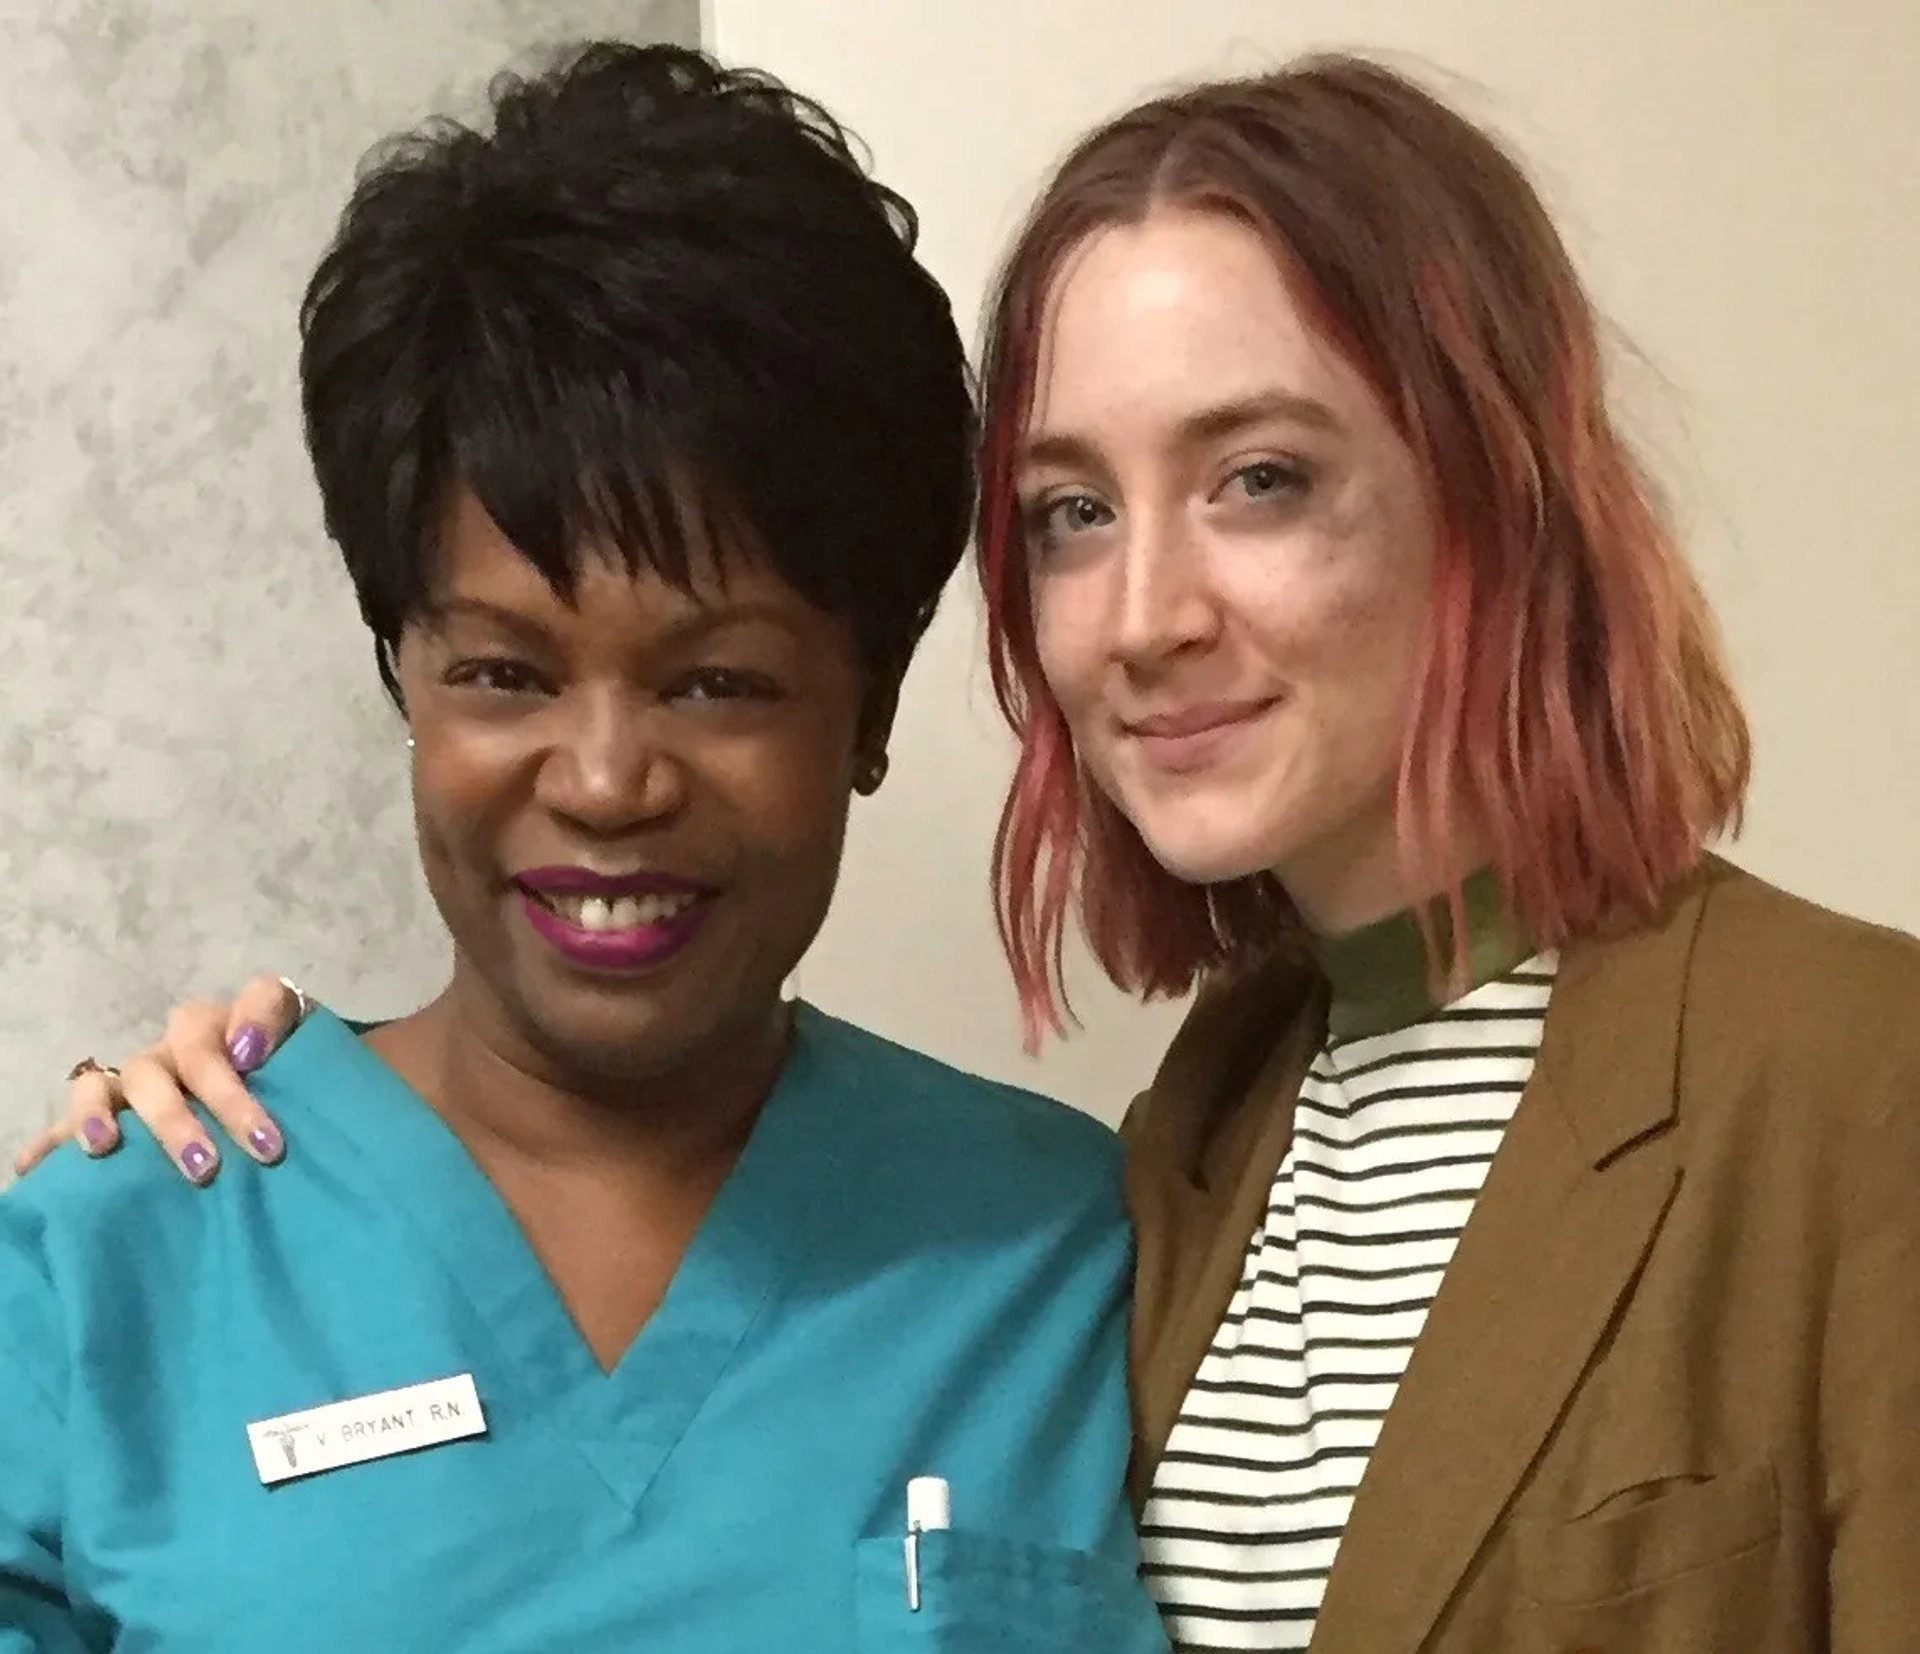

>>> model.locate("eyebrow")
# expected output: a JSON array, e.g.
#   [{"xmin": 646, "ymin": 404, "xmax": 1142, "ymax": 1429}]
[
  {"xmin": 1018, "ymin": 390, "xmax": 1346, "ymax": 471},
  {"xmin": 417, "ymin": 597, "xmax": 554, "ymax": 649},
  {"xmin": 417, "ymin": 593, "xmax": 805, "ymax": 646}
]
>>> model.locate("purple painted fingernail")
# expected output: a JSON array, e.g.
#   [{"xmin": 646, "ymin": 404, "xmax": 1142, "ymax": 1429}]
[
  {"xmin": 247, "ymin": 1121, "xmax": 284, "ymax": 1162},
  {"xmin": 81, "ymin": 1117, "xmax": 113, "ymax": 1152},
  {"xmin": 179, "ymin": 1141, "xmax": 216, "ymax": 1182},
  {"xmin": 227, "ymin": 1024, "xmax": 270, "ymax": 1074}
]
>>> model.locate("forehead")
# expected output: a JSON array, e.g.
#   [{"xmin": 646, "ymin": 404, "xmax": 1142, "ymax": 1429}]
[{"xmin": 1026, "ymin": 207, "xmax": 1369, "ymax": 442}]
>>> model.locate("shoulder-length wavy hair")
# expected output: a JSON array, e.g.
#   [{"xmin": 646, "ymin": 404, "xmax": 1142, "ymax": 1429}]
[{"xmin": 976, "ymin": 55, "xmax": 1750, "ymax": 1043}]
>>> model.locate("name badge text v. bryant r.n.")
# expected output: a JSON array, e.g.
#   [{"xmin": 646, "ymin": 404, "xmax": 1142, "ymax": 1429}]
[{"xmin": 246, "ymin": 1373, "xmax": 487, "ymax": 1487}]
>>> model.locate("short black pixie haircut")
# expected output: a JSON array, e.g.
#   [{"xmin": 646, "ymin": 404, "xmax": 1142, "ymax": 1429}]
[{"xmin": 299, "ymin": 42, "xmax": 976, "ymax": 711}]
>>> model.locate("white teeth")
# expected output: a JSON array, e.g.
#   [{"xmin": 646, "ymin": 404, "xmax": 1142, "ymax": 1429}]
[
  {"xmin": 546, "ymin": 891, "xmax": 698, "ymax": 932},
  {"xmin": 609, "ymin": 897, "xmax": 646, "ymax": 931},
  {"xmin": 635, "ymin": 893, "xmax": 696, "ymax": 925}
]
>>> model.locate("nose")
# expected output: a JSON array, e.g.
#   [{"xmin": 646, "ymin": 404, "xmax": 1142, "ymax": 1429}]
[
  {"xmin": 1108, "ymin": 502, "xmax": 1219, "ymax": 671},
  {"xmin": 534, "ymin": 687, "xmax": 687, "ymax": 832}
]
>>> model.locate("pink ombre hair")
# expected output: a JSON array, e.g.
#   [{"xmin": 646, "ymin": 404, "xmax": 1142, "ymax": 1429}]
[{"xmin": 977, "ymin": 56, "xmax": 1751, "ymax": 1044}]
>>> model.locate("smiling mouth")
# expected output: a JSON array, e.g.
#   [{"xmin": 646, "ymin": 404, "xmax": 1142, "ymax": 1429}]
[
  {"xmin": 1126, "ymin": 698, "xmax": 1279, "ymax": 740},
  {"xmin": 516, "ymin": 886, "xmax": 704, "ymax": 933},
  {"xmin": 1121, "ymin": 697, "xmax": 1281, "ymax": 774}
]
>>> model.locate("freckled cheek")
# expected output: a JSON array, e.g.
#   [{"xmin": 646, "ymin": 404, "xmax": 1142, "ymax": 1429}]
[
  {"xmin": 1336, "ymin": 564, "xmax": 1430, "ymax": 685},
  {"xmin": 1030, "ymin": 586, "xmax": 1106, "ymax": 729},
  {"xmin": 1281, "ymin": 577, "xmax": 1429, "ymax": 750},
  {"xmin": 1212, "ymin": 557, "xmax": 1371, "ymax": 674}
]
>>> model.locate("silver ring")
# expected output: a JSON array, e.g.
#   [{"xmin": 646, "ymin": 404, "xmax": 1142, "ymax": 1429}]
[
  {"xmin": 277, "ymin": 977, "xmax": 315, "ymax": 1026},
  {"xmin": 66, "ymin": 1057, "xmax": 121, "ymax": 1084}
]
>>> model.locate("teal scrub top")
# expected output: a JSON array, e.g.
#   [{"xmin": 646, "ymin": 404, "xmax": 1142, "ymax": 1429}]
[{"xmin": 0, "ymin": 1005, "xmax": 1170, "ymax": 1653}]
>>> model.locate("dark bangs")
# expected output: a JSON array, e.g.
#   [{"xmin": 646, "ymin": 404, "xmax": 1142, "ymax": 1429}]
[{"xmin": 297, "ymin": 42, "xmax": 975, "ymax": 707}]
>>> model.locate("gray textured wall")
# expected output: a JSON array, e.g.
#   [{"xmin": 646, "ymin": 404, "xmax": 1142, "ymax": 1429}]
[{"xmin": 0, "ymin": 0, "xmax": 701, "ymax": 1165}]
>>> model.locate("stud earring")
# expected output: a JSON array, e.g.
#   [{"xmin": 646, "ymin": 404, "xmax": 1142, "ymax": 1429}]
[{"xmin": 854, "ymin": 752, "xmax": 889, "ymax": 795}]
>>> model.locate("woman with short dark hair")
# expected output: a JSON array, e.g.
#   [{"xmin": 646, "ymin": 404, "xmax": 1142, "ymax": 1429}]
[{"xmin": 0, "ymin": 44, "xmax": 1168, "ymax": 1653}]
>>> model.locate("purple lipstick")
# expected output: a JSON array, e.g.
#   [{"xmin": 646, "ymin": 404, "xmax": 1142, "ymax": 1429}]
[{"xmin": 512, "ymin": 866, "xmax": 713, "ymax": 972}]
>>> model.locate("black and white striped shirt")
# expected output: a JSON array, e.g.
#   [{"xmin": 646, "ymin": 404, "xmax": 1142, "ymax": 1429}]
[{"xmin": 1140, "ymin": 953, "xmax": 1558, "ymax": 1651}]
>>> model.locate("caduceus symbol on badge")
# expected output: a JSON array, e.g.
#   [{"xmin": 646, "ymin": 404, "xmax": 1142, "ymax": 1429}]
[{"xmin": 260, "ymin": 1424, "xmax": 305, "ymax": 1470}]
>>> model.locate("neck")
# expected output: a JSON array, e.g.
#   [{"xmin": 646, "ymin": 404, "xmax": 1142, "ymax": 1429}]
[
  {"xmin": 370, "ymin": 985, "xmax": 791, "ymax": 1188},
  {"xmin": 1282, "ymin": 806, "xmax": 1488, "ymax": 940}
]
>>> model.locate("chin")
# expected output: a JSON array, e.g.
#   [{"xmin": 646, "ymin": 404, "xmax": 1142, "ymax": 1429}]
[
  {"xmin": 513, "ymin": 983, "xmax": 689, "ymax": 1074},
  {"xmin": 1111, "ymin": 761, "xmax": 1309, "ymax": 887},
  {"xmin": 1132, "ymin": 817, "xmax": 1285, "ymax": 888},
  {"xmin": 482, "ymin": 930, "xmax": 713, "ymax": 1069}
]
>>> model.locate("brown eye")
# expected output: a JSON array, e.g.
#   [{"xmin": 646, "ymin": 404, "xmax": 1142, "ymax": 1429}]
[
  {"xmin": 669, "ymin": 667, "xmax": 780, "ymax": 705},
  {"xmin": 443, "ymin": 658, "xmax": 551, "ymax": 696}
]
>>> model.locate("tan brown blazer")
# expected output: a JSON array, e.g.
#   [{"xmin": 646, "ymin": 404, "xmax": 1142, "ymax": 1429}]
[{"xmin": 1123, "ymin": 856, "xmax": 1920, "ymax": 1652}]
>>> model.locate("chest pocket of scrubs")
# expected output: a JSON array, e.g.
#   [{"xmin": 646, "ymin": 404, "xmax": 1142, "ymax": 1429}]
[{"xmin": 855, "ymin": 1531, "xmax": 1170, "ymax": 1654}]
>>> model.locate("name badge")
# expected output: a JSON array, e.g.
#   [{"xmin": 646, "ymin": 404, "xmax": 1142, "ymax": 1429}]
[{"xmin": 247, "ymin": 1372, "xmax": 487, "ymax": 1486}]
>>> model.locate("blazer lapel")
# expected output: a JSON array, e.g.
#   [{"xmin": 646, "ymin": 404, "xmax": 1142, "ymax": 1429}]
[
  {"xmin": 1309, "ymin": 871, "xmax": 1718, "ymax": 1654},
  {"xmin": 1124, "ymin": 952, "xmax": 1324, "ymax": 1509}
]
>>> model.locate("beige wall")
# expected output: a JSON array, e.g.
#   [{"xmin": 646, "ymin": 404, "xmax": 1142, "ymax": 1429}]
[{"xmin": 711, "ymin": 0, "xmax": 1920, "ymax": 1123}]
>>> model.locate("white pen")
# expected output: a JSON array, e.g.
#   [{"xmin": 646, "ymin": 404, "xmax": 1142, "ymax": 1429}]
[{"xmin": 902, "ymin": 1475, "xmax": 951, "ymax": 1611}]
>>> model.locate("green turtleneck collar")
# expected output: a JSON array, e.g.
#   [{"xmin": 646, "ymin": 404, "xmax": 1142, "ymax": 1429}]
[{"xmin": 1314, "ymin": 866, "xmax": 1534, "ymax": 1043}]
